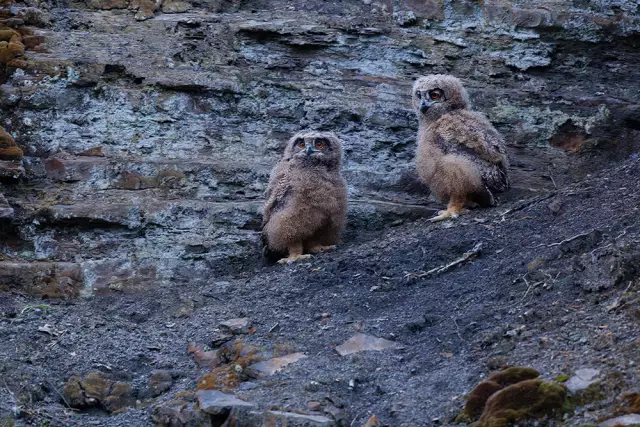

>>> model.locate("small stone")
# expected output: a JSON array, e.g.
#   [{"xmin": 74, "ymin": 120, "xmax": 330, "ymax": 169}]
[
  {"xmin": 335, "ymin": 333, "xmax": 402, "ymax": 356},
  {"xmin": 174, "ymin": 299, "xmax": 195, "ymax": 318},
  {"xmin": 599, "ymin": 414, "xmax": 640, "ymax": 427},
  {"xmin": 161, "ymin": 0, "xmax": 190, "ymax": 13},
  {"xmin": 393, "ymin": 10, "xmax": 417, "ymax": 27},
  {"xmin": 548, "ymin": 198, "xmax": 562, "ymax": 214},
  {"xmin": 265, "ymin": 410, "xmax": 335, "ymax": 426},
  {"xmin": 565, "ymin": 368, "xmax": 600, "ymax": 394},
  {"xmin": 152, "ymin": 400, "xmax": 208, "ymax": 426},
  {"xmin": 305, "ymin": 381, "xmax": 321, "ymax": 392},
  {"xmin": 307, "ymin": 401, "xmax": 322, "ymax": 411},
  {"xmin": 210, "ymin": 330, "xmax": 233, "ymax": 348},
  {"xmin": 148, "ymin": 371, "xmax": 173, "ymax": 397},
  {"xmin": 324, "ymin": 404, "xmax": 346, "ymax": 424},
  {"xmin": 248, "ymin": 352, "xmax": 307, "ymax": 376},
  {"xmin": 196, "ymin": 390, "xmax": 255, "ymax": 415},
  {"xmin": 219, "ymin": 318, "xmax": 251, "ymax": 335}
]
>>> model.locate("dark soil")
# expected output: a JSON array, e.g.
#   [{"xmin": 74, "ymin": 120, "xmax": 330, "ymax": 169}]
[{"xmin": 1, "ymin": 157, "xmax": 639, "ymax": 427}]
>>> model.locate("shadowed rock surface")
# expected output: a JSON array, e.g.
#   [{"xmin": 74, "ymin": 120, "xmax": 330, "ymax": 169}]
[{"xmin": 0, "ymin": 0, "xmax": 639, "ymax": 426}]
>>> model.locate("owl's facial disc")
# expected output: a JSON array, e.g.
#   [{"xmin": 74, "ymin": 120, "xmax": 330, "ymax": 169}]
[
  {"xmin": 293, "ymin": 137, "xmax": 327, "ymax": 157},
  {"xmin": 417, "ymin": 88, "xmax": 445, "ymax": 113}
]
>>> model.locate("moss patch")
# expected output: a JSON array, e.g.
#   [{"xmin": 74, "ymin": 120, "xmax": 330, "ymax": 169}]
[
  {"xmin": 488, "ymin": 366, "xmax": 540, "ymax": 387},
  {"xmin": 457, "ymin": 367, "xmax": 569, "ymax": 426},
  {"xmin": 456, "ymin": 380, "xmax": 503, "ymax": 423},
  {"xmin": 472, "ymin": 379, "xmax": 567, "ymax": 427}
]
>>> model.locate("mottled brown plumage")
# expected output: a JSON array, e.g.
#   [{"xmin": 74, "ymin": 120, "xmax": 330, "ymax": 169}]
[
  {"xmin": 412, "ymin": 74, "xmax": 509, "ymax": 221},
  {"xmin": 262, "ymin": 131, "xmax": 347, "ymax": 264}
]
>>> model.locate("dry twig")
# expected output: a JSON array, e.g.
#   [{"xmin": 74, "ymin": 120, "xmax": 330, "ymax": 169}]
[
  {"xmin": 500, "ymin": 193, "xmax": 556, "ymax": 221},
  {"xmin": 547, "ymin": 230, "xmax": 595, "ymax": 247},
  {"xmin": 405, "ymin": 242, "xmax": 483, "ymax": 279}
]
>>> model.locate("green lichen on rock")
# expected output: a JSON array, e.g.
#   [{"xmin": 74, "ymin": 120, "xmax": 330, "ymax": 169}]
[
  {"xmin": 556, "ymin": 374, "xmax": 569, "ymax": 382},
  {"xmin": 472, "ymin": 379, "xmax": 567, "ymax": 427}
]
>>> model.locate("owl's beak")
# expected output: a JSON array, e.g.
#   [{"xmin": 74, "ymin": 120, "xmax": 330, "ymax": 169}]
[
  {"xmin": 420, "ymin": 100, "xmax": 435, "ymax": 113},
  {"xmin": 305, "ymin": 144, "xmax": 314, "ymax": 156}
]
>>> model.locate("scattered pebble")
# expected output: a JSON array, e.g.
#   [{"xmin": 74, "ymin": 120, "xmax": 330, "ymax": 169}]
[{"xmin": 219, "ymin": 317, "xmax": 251, "ymax": 335}]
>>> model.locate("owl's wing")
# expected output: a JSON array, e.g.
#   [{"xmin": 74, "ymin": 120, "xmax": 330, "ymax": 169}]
[
  {"xmin": 261, "ymin": 165, "xmax": 294, "ymax": 262},
  {"xmin": 435, "ymin": 113, "xmax": 510, "ymax": 197},
  {"xmin": 436, "ymin": 113, "xmax": 504, "ymax": 164},
  {"xmin": 262, "ymin": 165, "xmax": 293, "ymax": 228}
]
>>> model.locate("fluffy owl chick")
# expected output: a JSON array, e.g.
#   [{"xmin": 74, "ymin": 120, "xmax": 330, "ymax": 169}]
[
  {"xmin": 262, "ymin": 131, "xmax": 348, "ymax": 264},
  {"xmin": 412, "ymin": 74, "xmax": 510, "ymax": 221}
]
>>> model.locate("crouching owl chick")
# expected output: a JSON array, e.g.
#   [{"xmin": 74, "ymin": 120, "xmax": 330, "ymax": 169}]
[
  {"xmin": 412, "ymin": 74, "xmax": 510, "ymax": 221},
  {"xmin": 262, "ymin": 131, "xmax": 348, "ymax": 264}
]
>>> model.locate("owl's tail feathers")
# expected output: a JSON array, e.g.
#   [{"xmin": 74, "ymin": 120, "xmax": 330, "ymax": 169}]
[{"xmin": 261, "ymin": 231, "xmax": 285, "ymax": 264}]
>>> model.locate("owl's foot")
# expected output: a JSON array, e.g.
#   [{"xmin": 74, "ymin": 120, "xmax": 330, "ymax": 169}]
[
  {"xmin": 307, "ymin": 244, "xmax": 336, "ymax": 254},
  {"xmin": 429, "ymin": 198, "xmax": 468, "ymax": 222},
  {"xmin": 429, "ymin": 209, "xmax": 459, "ymax": 222},
  {"xmin": 277, "ymin": 245, "xmax": 312, "ymax": 264},
  {"xmin": 277, "ymin": 254, "xmax": 312, "ymax": 264}
]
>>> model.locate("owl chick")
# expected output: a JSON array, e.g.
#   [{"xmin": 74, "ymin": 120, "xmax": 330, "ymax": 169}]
[
  {"xmin": 262, "ymin": 131, "xmax": 348, "ymax": 264},
  {"xmin": 412, "ymin": 74, "xmax": 509, "ymax": 221}
]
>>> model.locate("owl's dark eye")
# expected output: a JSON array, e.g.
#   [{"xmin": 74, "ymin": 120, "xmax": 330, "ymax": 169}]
[
  {"xmin": 429, "ymin": 89, "xmax": 443, "ymax": 100},
  {"xmin": 315, "ymin": 139, "xmax": 326, "ymax": 150},
  {"xmin": 415, "ymin": 91, "xmax": 421, "ymax": 98}
]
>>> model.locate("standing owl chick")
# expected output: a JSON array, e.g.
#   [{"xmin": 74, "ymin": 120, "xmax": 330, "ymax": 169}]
[
  {"xmin": 412, "ymin": 74, "xmax": 510, "ymax": 221},
  {"xmin": 262, "ymin": 131, "xmax": 348, "ymax": 264}
]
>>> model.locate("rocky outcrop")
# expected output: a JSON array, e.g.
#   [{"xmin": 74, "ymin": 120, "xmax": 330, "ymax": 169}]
[{"xmin": 0, "ymin": 0, "xmax": 638, "ymax": 292}]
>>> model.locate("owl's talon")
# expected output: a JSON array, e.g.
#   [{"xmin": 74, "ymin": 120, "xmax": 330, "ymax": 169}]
[
  {"xmin": 307, "ymin": 245, "xmax": 336, "ymax": 254},
  {"xmin": 277, "ymin": 253, "xmax": 312, "ymax": 264},
  {"xmin": 429, "ymin": 208, "xmax": 466, "ymax": 222}
]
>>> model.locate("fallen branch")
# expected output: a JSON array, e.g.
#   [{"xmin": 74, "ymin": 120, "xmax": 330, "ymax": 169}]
[
  {"xmin": 547, "ymin": 230, "xmax": 596, "ymax": 247},
  {"xmin": 500, "ymin": 193, "xmax": 556, "ymax": 221},
  {"xmin": 405, "ymin": 242, "xmax": 483, "ymax": 279},
  {"xmin": 46, "ymin": 380, "xmax": 77, "ymax": 412}
]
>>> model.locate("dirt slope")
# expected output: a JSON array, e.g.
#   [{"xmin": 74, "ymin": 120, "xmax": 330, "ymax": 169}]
[{"xmin": 1, "ymin": 156, "xmax": 638, "ymax": 426}]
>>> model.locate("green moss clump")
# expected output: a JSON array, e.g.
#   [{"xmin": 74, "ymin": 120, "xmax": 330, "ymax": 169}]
[
  {"xmin": 488, "ymin": 366, "xmax": 540, "ymax": 387},
  {"xmin": 472, "ymin": 379, "xmax": 567, "ymax": 427},
  {"xmin": 555, "ymin": 374, "xmax": 569, "ymax": 382},
  {"xmin": 457, "ymin": 380, "xmax": 504, "ymax": 423},
  {"xmin": 573, "ymin": 382, "xmax": 605, "ymax": 406}
]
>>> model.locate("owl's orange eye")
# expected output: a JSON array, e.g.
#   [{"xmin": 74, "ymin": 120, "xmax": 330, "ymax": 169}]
[
  {"xmin": 314, "ymin": 140, "xmax": 324, "ymax": 149},
  {"xmin": 298, "ymin": 141, "xmax": 305, "ymax": 149},
  {"xmin": 430, "ymin": 91, "xmax": 441, "ymax": 100}
]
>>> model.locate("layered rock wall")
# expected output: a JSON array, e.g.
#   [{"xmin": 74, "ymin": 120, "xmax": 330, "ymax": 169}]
[{"xmin": 0, "ymin": 0, "xmax": 638, "ymax": 293}]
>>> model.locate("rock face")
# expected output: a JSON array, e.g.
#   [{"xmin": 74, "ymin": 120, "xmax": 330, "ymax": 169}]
[{"xmin": 0, "ymin": 1, "xmax": 639, "ymax": 291}]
